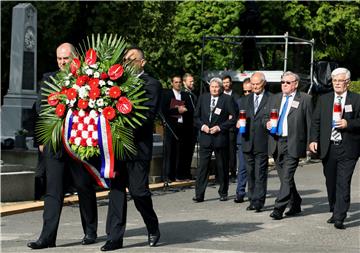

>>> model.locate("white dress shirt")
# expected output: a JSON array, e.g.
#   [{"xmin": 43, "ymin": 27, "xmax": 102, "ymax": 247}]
[
  {"xmin": 173, "ymin": 89, "xmax": 183, "ymax": 123},
  {"xmin": 279, "ymin": 91, "xmax": 296, "ymax": 137}
]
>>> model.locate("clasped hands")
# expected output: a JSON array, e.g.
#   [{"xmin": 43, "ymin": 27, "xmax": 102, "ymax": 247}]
[
  {"xmin": 202, "ymin": 124, "xmax": 221, "ymax": 134},
  {"xmin": 176, "ymin": 105, "xmax": 187, "ymax": 114}
]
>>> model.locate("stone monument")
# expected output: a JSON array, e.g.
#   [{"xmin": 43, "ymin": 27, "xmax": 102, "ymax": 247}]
[{"xmin": 1, "ymin": 3, "xmax": 37, "ymax": 139}]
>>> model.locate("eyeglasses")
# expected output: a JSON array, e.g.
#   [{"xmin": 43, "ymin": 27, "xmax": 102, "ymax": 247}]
[
  {"xmin": 281, "ymin": 80, "xmax": 296, "ymax": 85},
  {"xmin": 332, "ymin": 79, "xmax": 349, "ymax": 84},
  {"xmin": 244, "ymin": 90, "xmax": 252, "ymax": 94}
]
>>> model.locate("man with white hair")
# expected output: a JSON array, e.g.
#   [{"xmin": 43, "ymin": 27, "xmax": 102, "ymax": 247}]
[
  {"xmin": 309, "ymin": 67, "xmax": 360, "ymax": 229},
  {"xmin": 193, "ymin": 77, "xmax": 237, "ymax": 202}
]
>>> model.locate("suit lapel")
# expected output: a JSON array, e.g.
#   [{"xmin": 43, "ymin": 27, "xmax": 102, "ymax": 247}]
[
  {"xmin": 288, "ymin": 91, "xmax": 301, "ymax": 117},
  {"xmin": 254, "ymin": 92, "xmax": 268, "ymax": 117},
  {"xmin": 211, "ymin": 94, "xmax": 223, "ymax": 123}
]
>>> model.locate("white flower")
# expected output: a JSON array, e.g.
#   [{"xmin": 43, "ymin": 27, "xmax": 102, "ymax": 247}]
[
  {"xmin": 90, "ymin": 64, "xmax": 98, "ymax": 69},
  {"xmin": 93, "ymin": 71, "xmax": 100, "ymax": 78},
  {"xmin": 96, "ymin": 98, "xmax": 104, "ymax": 107},
  {"xmin": 78, "ymin": 86, "xmax": 88, "ymax": 99},
  {"xmin": 81, "ymin": 131, "xmax": 89, "ymax": 139},
  {"xmin": 88, "ymin": 125, "xmax": 94, "ymax": 131},
  {"xmin": 73, "ymin": 116, "xmax": 79, "ymax": 123},
  {"xmin": 89, "ymin": 110, "xmax": 98, "ymax": 119},
  {"xmin": 78, "ymin": 110, "xmax": 86, "ymax": 117},
  {"xmin": 88, "ymin": 99, "xmax": 95, "ymax": 108},
  {"xmin": 105, "ymin": 87, "xmax": 110, "ymax": 96},
  {"xmin": 92, "ymin": 131, "xmax": 98, "ymax": 140},
  {"xmin": 107, "ymin": 80, "xmax": 114, "ymax": 86},
  {"xmin": 67, "ymin": 73, "xmax": 73, "ymax": 77},
  {"xmin": 84, "ymin": 116, "xmax": 91, "ymax": 124},
  {"xmin": 98, "ymin": 108, "xmax": 103, "ymax": 113},
  {"xmin": 85, "ymin": 68, "xmax": 93, "ymax": 76},
  {"xmin": 66, "ymin": 99, "xmax": 76, "ymax": 107},
  {"xmin": 84, "ymin": 84, "xmax": 91, "ymax": 90},
  {"xmin": 70, "ymin": 130, "xmax": 77, "ymax": 137},
  {"xmin": 99, "ymin": 80, "xmax": 106, "ymax": 87},
  {"xmin": 86, "ymin": 138, "xmax": 93, "ymax": 146},
  {"xmin": 75, "ymin": 137, "xmax": 81, "ymax": 146},
  {"xmin": 73, "ymin": 84, "xmax": 80, "ymax": 90},
  {"xmin": 78, "ymin": 123, "xmax": 84, "ymax": 131},
  {"xmin": 65, "ymin": 80, "xmax": 70, "ymax": 86}
]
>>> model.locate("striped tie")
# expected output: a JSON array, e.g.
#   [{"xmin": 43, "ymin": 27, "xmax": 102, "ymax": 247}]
[
  {"xmin": 254, "ymin": 95, "xmax": 259, "ymax": 114},
  {"xmin": 331, "ymin": 96, "xmax": 342, "ymax": 141}
]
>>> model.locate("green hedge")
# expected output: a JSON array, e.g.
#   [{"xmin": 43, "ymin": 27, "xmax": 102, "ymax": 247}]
[{"xmin": 349, "ymin": 80, "xmax": 360, "ymax": 94}]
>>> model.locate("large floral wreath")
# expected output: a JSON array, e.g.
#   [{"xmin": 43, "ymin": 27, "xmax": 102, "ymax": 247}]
[{"xmin": 36, "ymin": 34, "xmax": 149, "ymax": 188}]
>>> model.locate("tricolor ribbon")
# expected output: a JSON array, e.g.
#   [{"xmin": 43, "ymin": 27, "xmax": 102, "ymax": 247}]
[
  {"xmin": 97, "ymin": 113, "xmax": 115, "ymax": 179},
  {"xmin": 63, "ymin": 110, "xmax": 110, "ymax": 189}
]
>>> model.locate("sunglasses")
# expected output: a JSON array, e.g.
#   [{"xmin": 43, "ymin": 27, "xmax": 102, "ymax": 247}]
[
  {"xmin": 244, "ymin": 90, "xmax": 252, "ymax": 93},
  {"xmin": 281, "ymin": 80, "xmax": 296, "ymax": 85}
]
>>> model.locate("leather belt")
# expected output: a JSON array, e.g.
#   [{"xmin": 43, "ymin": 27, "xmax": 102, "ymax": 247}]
[{"xmin": 330, "ymin": 140, "xmax": 342, "ymax": 145}]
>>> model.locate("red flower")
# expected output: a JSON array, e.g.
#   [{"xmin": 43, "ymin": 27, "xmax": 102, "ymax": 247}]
[
  {"xmin": 108, "ymin": 64, "xmax": 124, "ymax": 80},
  {"xmin": 116, "ymin": 97, "xmax": 132, "ymax": 114},
  {"xmin": 55, "ymin": 103, "xmax": 66, "ymax": 117},
  {"xmin": 47, "ymin": 92, "xmax": 59, "ymax": 106},
  {"xmin": 85, "ymin": 48, "xmax": 97, "ymax": 65},
  {"xmin": 109, "ymin": 86, "xmax": 121, "ymax": 98},
  {"xmin": 70, "ymin": 58, "xmax": 81, "ymax": 75},
  {"xmin": 76, "ymin": 75, "xmax": 89, "ymax": 86},
  {"xmin": 66, "ymin": 88, "xmax": 77, "ymax": 100},
  {"xmin": 89, "ymin": 88, "xmax": 101, "ymax": 100},
  {"xmin": 88, "ymin": 78, "xmax": 99, "ymax": 89},
  {"xmin": 78, "ymin": 99, "xmax": 88, "ymax": 109},
  {"xmin": 102, "ymin": 106, "xmax": 116, "ymax": 120},
  {"xmin": 80, "ymin": 139, "xmax": 87, "ymax": 147},
  {"xmin": 60, "ymin": 87, "xmax": 67, "ymax": 95},
  {"xmin": 100, "ymin": 72, "xmax": 108, "ymax": 80}
]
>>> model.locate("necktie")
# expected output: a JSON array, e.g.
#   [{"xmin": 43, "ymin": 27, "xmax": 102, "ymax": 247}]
[
  {"xmin": 254, "ymin": 95, "xmax": 259, "ymax": 114},
  {"xmin": 209, "ymin": 98, "xmax": 216, "ymax": 121},
  {"xmin": 277, "ymin": 95, "xmax": 290, "ymax": 136},
  {"xmin": 331, "ymin": 96, "xmax": 342, "ymax": 141}
]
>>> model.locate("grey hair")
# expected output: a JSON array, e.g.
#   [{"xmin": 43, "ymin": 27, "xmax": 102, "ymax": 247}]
[
  {"xmin": 282, "ymin": 71, "xmax": 300, "ymax": 82},
  {"xmin": 331, "ymin": 67, "xmax": 351, "ymax": 80},
  {"xmin": 209, "ymin": 77, "xmax": 223, "ymax": 92}
]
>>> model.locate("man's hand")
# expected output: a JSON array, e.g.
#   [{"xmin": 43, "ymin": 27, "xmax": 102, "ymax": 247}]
[
  {"xmin": 334, "ymin": 119, "xmax": 347, "ymax": 129},
  {"xmin": 236, "ymin": 119, "xmax": 241, "ymax": 128},
  {"xmin": 309, "ymin": 142, "xmax": 318, "ymax": 153},
  {"xmin": 209, "ymin": 125, "xmax": 221, "ymax": 134},
  {"xmin": 266, "ymin": 120, "xmax": 271, "ymax": 130},
  {"xmin": 39, "ymin": 145, "xmax": 44, "ymax": 153},
  {"xmin": 201, "ymin": 124, "xmax": 210, "ymax": 134},
  {"xmin": 177, "ymin": 105, "xmax": 188, "ymax": 114}
]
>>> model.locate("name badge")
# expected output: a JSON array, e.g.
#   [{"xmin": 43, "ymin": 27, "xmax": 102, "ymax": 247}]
[
  {"xmin": 291, "ymin": 100, "xmax": 299, "ymax": 108},
  {"xmin": 214, "ymin": 108, "xmax": 222, "ymax": 115},
  {"xmin": 345, "ymin": 104, "xmax": 353, "ymax": 112}
]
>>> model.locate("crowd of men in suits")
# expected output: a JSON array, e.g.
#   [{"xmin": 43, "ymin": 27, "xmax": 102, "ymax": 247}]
[
  {"xmin": 162, "ymin": 68, "xmax": 359, "ymax": 231},
  {"xmin": 29, "ymin": 42, "xmax": 359, "ymax": 251}
]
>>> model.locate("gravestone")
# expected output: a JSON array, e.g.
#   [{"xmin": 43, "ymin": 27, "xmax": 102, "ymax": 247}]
[{"xmin": 1, "ymin": 3, "xmax": 37, "ymax": 139}]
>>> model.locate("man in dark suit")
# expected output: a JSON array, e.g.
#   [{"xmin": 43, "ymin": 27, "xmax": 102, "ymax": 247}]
[
  {"xmin": 182, "ymin": 73, "xmax": 198, "ymax": 180},
  {"xmin": 265, "ymin": 71, "xmax": 312, "ymax": 220},
  {"xmin": 28, "ymin": 43, "xmax": 98, "ymax": 249},
  {"xmin": 309, "ymin": 67, "xmax": 360, "ymax": 229},
  {"xmin": 237, "ymin": 72, "xmax": 270, "ymax": 212},
  {"xmin": 101, "ymin": 47, "xmax": 161, "ymax": 251},
  {"xmin": 222, "ymin": 75, "xmax": 240, "ymax": 181},
  {"xmin": 193, "ymin": 77, "xmax": 237, "ymax": 202},
  {"xmin": 161, "ymin": 75, "xmax": 194, "ymax": 182}
]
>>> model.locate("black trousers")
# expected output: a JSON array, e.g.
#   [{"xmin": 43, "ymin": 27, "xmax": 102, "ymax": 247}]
[
  {"xmin": 273, "ymin": 139, "xmax": 301, "ymax": 212},
  {"xmin": 243, "ymin": 151, "xmax": 268, "ymax": 208},
  {"xmin": 106, "ymin": 160, "xmax": 159, "ymax": 243},
  {"xmin": 322, "ymin": 143, "xmax": 357, "ymax": 222},
  {"xmin": 182, "ymin": 126, "xmax": 198, "ymax": 179},
  {"xmin": 195, "ymin": 146, "xmax": 229, "ymax": 199},
  {"xmin": 39, "ymin": 153, "xmax": 97, "ymax": 244},
  {"xmin": 228, "ymin": 129, "xmax": 238, "ymax": 178}
]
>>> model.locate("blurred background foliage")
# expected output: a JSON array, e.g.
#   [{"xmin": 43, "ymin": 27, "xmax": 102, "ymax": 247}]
[{"xmin": 1, "ymin": 0, "xmax": 360, "ymax": 99}]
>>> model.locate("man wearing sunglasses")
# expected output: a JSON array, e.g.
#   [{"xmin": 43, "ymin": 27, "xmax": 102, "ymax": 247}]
[
  {"xmin": 265, "ymin": 71, "xmax": 312, "ymax": 220},
  {"xmin": 309, "ymin": 68, "xmax": 360, "ymax": 229}
]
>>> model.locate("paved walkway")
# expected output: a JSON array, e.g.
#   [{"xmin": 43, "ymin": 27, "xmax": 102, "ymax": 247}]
[{"xmin": 1, "ymin": 160, "xmax": 359, "ymax": 252}]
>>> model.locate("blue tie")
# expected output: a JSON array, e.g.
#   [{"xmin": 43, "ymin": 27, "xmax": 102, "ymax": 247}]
[{"xmin": 277, "ymin": 95, "xmax": 290, "ymax": 136}]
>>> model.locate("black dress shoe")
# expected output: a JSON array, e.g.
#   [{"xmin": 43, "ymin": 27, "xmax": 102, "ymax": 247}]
[
  {"xmin": 334, "ymin": 221, "xmax": 345, "ymax": 230},
  {"xmin": 327, "ymin": 215, "xmax": 335, "ymax": 224},
  {"xmin": 100, "ymin": 240, "xmax": 123, "ymax": 251},
  {"xmin": 81, "ymin": 234, "xmax": 97, "ymax": 245},
  {"xmin": 219, "ymin": 196, "xmax": 228, "ymax": 201},
  {"xmin": 192, "ymin": 197, "xmax": 204, "ymax": 203},
  {"xmin": 270, "ymin": 210, "xmax": 283, "ymax": 220},
  {"xmin": 234, "ymin": 196, "xmax": 244, "ymax": 203},
  {"xmin": 246, "ymin": 205, "xmax": 255, "ymax": 211},
  {"xmin": 285, "ymin": 207, "xmax": 301, "ymax": 216},
  {"xmin": 148, "ymin": 230, "xmax": 160, "ymax": 247},
  {"xmin": 27, "ymin": 240, "xmax": 55, "ymax": 249}
]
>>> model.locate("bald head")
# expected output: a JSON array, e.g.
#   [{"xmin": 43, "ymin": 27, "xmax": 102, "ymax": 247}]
[
  {"xmin": 124, "ymin": 47, "xmax": 146, "ymax": 73},
  {"xmin": 250, "ymin": 71, "xmax": 266, "ymax": 95},
  {"xmin": 56, "ymin": 43, "xmax": 76, "ymax": 71}
]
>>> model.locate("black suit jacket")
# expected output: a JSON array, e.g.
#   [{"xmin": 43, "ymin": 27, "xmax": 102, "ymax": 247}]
[
  {"xmin": 194, "ymin": 92, "xmax": 237, "ymax": 148},
  {"xmin": 131, "ymin": 72, "xmax": 162, "ymax": 160},
  {"xmin": 266, "ymin": 91, "xmax": 312, "ymax": 158},
  {"xmin": 310, "ymin": 91, "xmax": 360, "ymax": 159},
  {"xmin": 239, "ymin": 91, "xmax": 271, "ymax": 153},
  {"xmin": 161, "ymin": 88, "xmax": 194, "ymax": 132}
]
